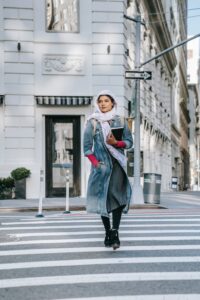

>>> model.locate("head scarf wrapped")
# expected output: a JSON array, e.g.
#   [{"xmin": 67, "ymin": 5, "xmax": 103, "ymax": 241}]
[{"xmin": 87, "ymin": 90, "xmax": 118, "ymax": 123}]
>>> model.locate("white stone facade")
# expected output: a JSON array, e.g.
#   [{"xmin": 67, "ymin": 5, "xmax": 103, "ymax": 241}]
[
  {"xmin": 187, "ymin": 38, "xmax": 200, "ymax": 190},
  {"xmin": 0, "ymin": 0, "xmax": 188, "ymax": 199}
]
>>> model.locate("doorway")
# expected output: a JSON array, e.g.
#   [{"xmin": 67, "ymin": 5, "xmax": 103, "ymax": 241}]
[{"xmin": 45, "ymin": 116, "xmax": 81, "ymax": 197}]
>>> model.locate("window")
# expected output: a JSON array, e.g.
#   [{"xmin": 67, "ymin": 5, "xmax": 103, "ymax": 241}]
[{"xmin": 46, "ymin": 0, "xmax": 79, "ymax": 32}]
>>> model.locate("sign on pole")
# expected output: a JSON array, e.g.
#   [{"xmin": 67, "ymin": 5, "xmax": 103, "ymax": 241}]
[{"xmin": 125, "ymin": 70, "xmax": 152, "ymax": 80}]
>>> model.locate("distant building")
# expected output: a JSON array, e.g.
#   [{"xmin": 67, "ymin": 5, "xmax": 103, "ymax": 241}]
[{"xmin": 187, "ymin": 37, "xmax": 200, "ymax": 190}]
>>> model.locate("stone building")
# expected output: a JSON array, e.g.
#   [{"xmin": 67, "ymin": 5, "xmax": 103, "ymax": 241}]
[
  {"xmin": 187, "ymin": 37, "xmax": 200, "ymax": 190},
  {"xmin": 127, "ymin": 0, "xmax": 189, "ymax": 191},
  {"xmin": 0, "ymin": 0, "xmax": 189, "ymax": 200}
]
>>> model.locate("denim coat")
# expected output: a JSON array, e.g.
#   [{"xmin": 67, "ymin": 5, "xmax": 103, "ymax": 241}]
[{"xmin": 83, "ymin": 115, "xmax": 133, "ymax": 217}]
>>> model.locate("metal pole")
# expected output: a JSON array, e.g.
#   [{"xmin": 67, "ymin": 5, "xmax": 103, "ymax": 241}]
[
  {"xmin": 140, "ymin": 33, "xmax": 200, "ymax": 67},
  {"xmin": 198, "ymin": 136, "xmax": 200, "ymax": 190},
  {"xmin": 132, "ymin": 15, "xmax": 144, "ymax": 204},
  {"xmin": 63, "ymin": 169, "xmax": 70, "ymax": 214},
  {"xmin": 36, "ymin": 169, "xmax": 44, "ymax": 218}
]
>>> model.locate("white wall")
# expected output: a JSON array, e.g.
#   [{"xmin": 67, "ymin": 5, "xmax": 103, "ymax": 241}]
[
  {"xmin": 92, "ymin": 0, "xmax": 127, "ymax": 112},
  {"xmin": 187, "ymin": 38, "xmax": 200, "ymax": 85},
  {"xmin": 1, "ymin": 0, "xmax": 35, "ymax": 183}
]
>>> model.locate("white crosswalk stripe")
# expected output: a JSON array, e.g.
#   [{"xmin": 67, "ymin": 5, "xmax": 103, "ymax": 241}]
[
  {"xmin": 52, "ymin": 296, "xmax": 200, "ymax": 300},
  {"xmin": 1, "ymin": 211, "xmax": 200, "ymax": 299}
]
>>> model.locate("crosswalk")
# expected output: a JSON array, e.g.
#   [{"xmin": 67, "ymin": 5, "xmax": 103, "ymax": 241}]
[{"xmin": 1, "ymin": 210, "xmax": 200, "ymax": 299}]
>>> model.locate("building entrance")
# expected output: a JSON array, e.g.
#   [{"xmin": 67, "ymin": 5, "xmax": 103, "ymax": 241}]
[{"xmin": 45, "ymin": 116, "xmax": 81, "ymax": 197}]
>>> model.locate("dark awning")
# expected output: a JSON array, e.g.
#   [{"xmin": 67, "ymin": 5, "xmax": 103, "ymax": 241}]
[
  {"xmin": 35, "ymin": 96, "xmax": 92, "ymax": 106},
  {"xmin": 0, "ymin": 95, "xmax": 4, "ymax": 105}
]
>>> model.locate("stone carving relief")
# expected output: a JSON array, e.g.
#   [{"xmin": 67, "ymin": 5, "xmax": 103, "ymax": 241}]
[
  {"xmin": 46, "ymin": 0, "xmax": 79, "ymax": 32},
  {"xmin": 42, "ymin": 55, "xmax": 85, "ymax": 75}
]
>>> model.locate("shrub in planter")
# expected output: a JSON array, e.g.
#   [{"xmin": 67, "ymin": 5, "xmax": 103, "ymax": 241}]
[
  {"xmin": 0, "ymin": 177, "xmax": 15, "ymax": 199},
  {"xmin": 11, "ymin": 167, "xmax": 31, "ymax": 199},
  {"xmin": 11, "ymin": 168, "xmax": 31, "ymax": 181}
]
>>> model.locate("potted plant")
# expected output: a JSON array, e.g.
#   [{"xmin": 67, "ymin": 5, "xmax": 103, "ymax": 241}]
[
  {"xmin": 11, "ymin": 167, "xmax": 31, "ymax": 199},
  {"xmin": 0, "ymin": 177, "xmax": 15, "ymax": 199}
]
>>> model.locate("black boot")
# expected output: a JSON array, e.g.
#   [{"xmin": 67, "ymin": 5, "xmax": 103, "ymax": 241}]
[
  {"xmin": 104, "ymin": 230, "xmax": 111, "ymax": 247},
  {"xmin": 110, "ymin": 229, "xmax": 120, "ymax": 250}
]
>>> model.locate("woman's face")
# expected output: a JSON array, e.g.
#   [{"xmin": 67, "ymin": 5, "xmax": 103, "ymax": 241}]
[{"xmin": 97, "ymin": 95, "xmax": 114, "ymax": 113}]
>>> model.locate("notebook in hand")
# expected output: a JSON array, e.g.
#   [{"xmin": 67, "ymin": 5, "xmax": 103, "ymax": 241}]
[{"xmin": 111, "ymin": 127, "xmax": 124, "ymax": 140}]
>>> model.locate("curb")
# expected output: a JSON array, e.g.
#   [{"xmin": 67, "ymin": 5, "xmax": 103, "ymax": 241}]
[{"xmin": 0, "ymin": 204, "xmax": 167, "ymax": 213}]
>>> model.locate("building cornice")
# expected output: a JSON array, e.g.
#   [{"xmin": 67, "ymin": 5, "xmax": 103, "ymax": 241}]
[
  {"xmin": 143, "ymin": 0, "xmax": 177, "ymax": 72},
  {"xmin": 171, "ymin": 123, "xmax": 181, "ymax": 138},
  {"xmin": 179, "ymin": 64, "xmax": 189, "ymax": 98},
  {"xmin": 180, "ymin": 99, "xmax": 191, "ymax": 123}
]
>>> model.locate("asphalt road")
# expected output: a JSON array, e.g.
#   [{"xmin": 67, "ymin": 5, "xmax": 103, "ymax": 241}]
[
  {"xmin": 1, "ymin": 203, "xmax": 200, "ymax": 299},
  {"xmin": 160, "ymin": 191, "xmax": 200, "ymax": 209}
]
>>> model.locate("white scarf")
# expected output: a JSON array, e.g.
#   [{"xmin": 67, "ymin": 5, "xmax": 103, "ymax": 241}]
[{"xmin": 87, "ymin": 107, "xmax": 127, "ymax": 168}]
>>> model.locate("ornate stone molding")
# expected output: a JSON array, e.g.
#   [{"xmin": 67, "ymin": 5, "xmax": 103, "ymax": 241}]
[{"xmin": 42, "ymin": 54, "xmax": 85, "ymax": 75}]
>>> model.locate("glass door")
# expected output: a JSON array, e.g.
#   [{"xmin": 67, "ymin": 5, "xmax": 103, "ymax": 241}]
[{"xmin": 46, "ymin": 116, "xmax": 80, "ymax": 197}]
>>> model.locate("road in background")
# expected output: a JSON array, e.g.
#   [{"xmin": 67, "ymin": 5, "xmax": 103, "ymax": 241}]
[{"xmin": 160, "ymin": 191, "xmax": 200, "ymax": 209}]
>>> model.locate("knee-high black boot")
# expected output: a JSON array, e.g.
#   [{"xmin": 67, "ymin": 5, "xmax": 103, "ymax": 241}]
[
  {"xmin": 110, "ymin": 205, "xmax": 125, "ymax": 250},
  {"xmin": 101, "ymin": 216, "xmax": 111, "ymax": 247}
]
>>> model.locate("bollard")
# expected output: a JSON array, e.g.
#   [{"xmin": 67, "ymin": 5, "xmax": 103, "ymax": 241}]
[
  {"xmin": 36, "ymin": 169, "xmax": 44, "ymax": 218},
  {"xmin": 63, "ymin": 169, "xmax": 70, "ymax": 214}
]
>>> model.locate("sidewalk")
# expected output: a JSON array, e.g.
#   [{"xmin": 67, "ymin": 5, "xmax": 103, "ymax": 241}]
[
  {"xmin": 0, "ymin": 196, "xmax": 165, "ymax": 212},
  {"xmin": 0, "ymin": 197, "xmax": 86, "ymax": 213}
]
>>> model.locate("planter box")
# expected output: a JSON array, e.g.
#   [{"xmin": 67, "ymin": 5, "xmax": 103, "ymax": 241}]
[{"xmin": 15, "ymin": 178, "xmax": 26, "ymax": 199}]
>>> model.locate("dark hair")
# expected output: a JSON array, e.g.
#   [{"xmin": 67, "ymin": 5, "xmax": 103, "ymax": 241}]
[{"xmin": 97, "ymin": 94, "xmax": 115, "ymax": 104}]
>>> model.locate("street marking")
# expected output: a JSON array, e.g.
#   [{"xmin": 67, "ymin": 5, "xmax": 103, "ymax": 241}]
[
  {"xmin": 3, "ymin": 235, "xmax": 200, "ymax": 246},
  {"xmin": 53, "ymin": 296, "xmax": 200, "ymax": 300},
  {"xmin": 11, "ymin": 229, "xmax": 200, "ymax": 237},
  {"xmin": 2, "ymin": 244, "xmax": 200, "ymax": 256},
  {"xmin": 1, "ymin": 256, "xmax": 200, "ymax": 270},
  {"xmin": 2, "ymin": 223, "xmax": 200, "ymax": 230},
  {"xmin": 3, "ymin": 218, "xmax": 200, "ymax": 225},
  {"xmin": 18, "ymin": 213, "xmax": 200, "ymax": 221},
  {"xmin": 1, "ymin": 272, "xmax": 200, "ymax": 288}
]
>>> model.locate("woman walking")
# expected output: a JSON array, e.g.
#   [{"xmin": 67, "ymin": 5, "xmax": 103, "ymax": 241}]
[{"xmin": 83, "ymin": 90, "xmax": 133, "ymax": 250}]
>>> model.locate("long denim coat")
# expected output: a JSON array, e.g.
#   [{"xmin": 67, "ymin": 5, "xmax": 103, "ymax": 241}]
[{"xmin": 83, "ymin": 115, "xmax": 133, "ymax": 217}]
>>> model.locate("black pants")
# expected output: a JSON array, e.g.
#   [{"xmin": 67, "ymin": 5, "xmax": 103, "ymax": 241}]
[{"xmin": 101, "ymin": 205, "xmax": 125, "ymax": 232}]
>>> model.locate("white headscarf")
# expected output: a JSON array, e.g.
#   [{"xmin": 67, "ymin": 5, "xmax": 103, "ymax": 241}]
[
  {"xmin": 87, "ymin": 90, "xmax": 127, "ymax": 168},
  {"xmin": 87, "ymin": 90, "xmax": 117, "ymax": 122}
]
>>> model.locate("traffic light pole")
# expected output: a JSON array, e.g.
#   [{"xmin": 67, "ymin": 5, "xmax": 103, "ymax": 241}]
[{"xmin": 133, "ymin": 15, "xmax": 144, "ymax": 204}]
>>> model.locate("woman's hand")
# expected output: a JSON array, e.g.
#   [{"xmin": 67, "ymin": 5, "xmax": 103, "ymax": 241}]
[{"xmin": 106, "ymin": 133, "xmax": 117, "ymax": 145}]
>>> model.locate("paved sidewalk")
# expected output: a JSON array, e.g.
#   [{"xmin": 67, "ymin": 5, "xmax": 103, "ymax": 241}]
[
  {"xmin": 0, "ymin": 197, "xmax": 86, "ymax": 212},
  {"xmin": 0, "ymin": 196, "xmax": 164, "ymax": 212},
  {"xmin": 1, "ymin": 191, "xmax": 200, "ymax": 212}
]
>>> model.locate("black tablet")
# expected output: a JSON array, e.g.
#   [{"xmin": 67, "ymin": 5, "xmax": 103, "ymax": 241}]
[{"xmin": 111, "ymin": 127, "xmax": 124, "ymax": 140}]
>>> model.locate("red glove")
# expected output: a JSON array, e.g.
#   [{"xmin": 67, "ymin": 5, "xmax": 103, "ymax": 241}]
[
  {"xmin": 115, "ymin": 141, "xmax": 126, "ymax": 148},
  {"xmin": 86, "ymin": 154, "xmax": 99, "ymax": 167}
]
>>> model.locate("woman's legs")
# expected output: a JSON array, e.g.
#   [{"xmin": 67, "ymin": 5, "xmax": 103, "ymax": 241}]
[
  {"xmin": 112, "ymin": 205, "xmax": 124, "ymax": 230},
  {"xmin": 101, "ymin": 216, "xmax": 111, "ymax": 247},
  {"xmin": 101, "ymin": 215, "xmax": 111, "ymax": 232},
  {"xmin": 110, "ymin": 205, "xmax": 125, "ymax": 250},
  {"xmin": 101, "ymin": 205, "xmax": 125, "ymax": 249}
]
